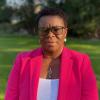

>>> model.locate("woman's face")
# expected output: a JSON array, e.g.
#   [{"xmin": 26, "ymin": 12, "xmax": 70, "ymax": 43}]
[{"xmin": 38, "ymin": 16, "xmax": 67, "ymax": 52}]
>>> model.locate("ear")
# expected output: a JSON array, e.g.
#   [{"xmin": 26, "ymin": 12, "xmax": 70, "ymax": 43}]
[{"xmin": 64, "ymin": 27, "xmax": 68, "ymax": 38}]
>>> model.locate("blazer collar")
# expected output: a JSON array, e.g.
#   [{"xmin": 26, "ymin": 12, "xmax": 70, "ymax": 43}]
[{"xmin": 30, "ymin": 47, "xmax": 72, "ymax": 59}]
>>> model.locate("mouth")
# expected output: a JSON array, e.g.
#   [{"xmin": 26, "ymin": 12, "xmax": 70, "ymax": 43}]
[
  {"xmin": 46, "ymin": 40, "xmax": 56, "ymax": 43},
  {"xmin": 45, "ymin": 41, "xmax": 56, "ymax": 46},
  {"xmin": 47, "ymin": 41, "xmax": 55, "ymax": 43},
  {"xmin": 42, "ymin": 39, "xmax": 57, "ymax": 46}
]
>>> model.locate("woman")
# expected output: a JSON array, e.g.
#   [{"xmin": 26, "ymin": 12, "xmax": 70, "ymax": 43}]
[{"xmin": 5, "ymin": 7, "xmax": 98, "ymax": 100}]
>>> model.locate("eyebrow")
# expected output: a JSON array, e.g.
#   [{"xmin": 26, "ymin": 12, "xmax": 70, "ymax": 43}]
[{"xmin": 39, "ymin": 26, "xmax": 65, "ymax": 28}]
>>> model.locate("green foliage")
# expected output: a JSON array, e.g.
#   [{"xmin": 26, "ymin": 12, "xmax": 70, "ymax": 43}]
[
  {"xmin": 0, "ymin": 0, "xmax": 13, "ymax": 23},
  {"xmin": 0, "ymin": 7, "xmax": 13, "ymax": 23},
  {"xmin": 0, "ymin": 0, "xmax": 5, "ymax": 7},
  {"xmin": 13, "ymin": 4, "xmax": 36, "ymax": 35},
  {"xmin": 27, "ymin": 0, "xmax": 34, "ymax": 4}
]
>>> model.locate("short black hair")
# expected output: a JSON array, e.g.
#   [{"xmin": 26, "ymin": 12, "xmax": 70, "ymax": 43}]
[{"xmin": 35, "ymin": 7, "xmax": 67, "ymax": 31}]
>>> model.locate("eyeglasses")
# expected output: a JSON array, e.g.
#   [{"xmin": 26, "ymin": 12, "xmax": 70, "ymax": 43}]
[{"xmin": 38, "ymin": 26, "xmax": 66, "ymax": 37}]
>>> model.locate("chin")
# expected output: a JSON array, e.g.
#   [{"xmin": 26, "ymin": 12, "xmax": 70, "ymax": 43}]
[{"xmin": 45, "ymin": 46, "xmax": 57, "ymax": 52}]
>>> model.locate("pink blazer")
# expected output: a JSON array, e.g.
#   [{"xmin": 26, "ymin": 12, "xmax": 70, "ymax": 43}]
[{"xmin": 5, "ymin": 47, "xmax": 99, "ymax": 100}]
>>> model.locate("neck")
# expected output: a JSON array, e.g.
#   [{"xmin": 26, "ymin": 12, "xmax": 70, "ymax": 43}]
[{"xmin": 42, "ymin": 47, "xmax": 64, "ymax": 59}]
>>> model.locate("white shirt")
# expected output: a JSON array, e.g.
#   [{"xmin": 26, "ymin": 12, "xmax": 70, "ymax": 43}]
[{"xmin": 37, "ymin": 78, "xmax": 59, "ymax": 100}]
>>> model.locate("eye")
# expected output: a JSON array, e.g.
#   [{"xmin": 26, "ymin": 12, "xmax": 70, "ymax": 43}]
[
  {"xmin": 53, "ymin": 28, "xmax": 59, "ymax": 32},
  {"xmin": 44, "ymin": 29, "xmax": 50, "ymax": 33}
]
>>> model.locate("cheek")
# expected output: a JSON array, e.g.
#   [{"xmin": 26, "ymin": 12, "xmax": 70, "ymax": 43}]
[{"xmin": 57, "ymin": 35, "xmax": 65, "ymax": 43}]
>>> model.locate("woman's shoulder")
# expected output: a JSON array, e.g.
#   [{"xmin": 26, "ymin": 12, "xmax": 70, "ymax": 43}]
[
  {"xmin": 16, "ymin": 47, "xmax": 42, "ymax": 59},
  {"xmin": 65, "ymin": 47, "xmax": 92, "ymax": 71},
  {"xmin": 65, "ymin": 47, "xmax": 90, "ymax": 61}
]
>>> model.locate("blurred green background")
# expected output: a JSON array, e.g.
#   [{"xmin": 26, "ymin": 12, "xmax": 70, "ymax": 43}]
[{"xmin": 0, "ymin": 0, "xmax": 100, "ymax": 100}]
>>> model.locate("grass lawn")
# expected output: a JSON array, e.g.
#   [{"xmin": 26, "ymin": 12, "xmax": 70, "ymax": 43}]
[{"xmin": 0, "ymin": 35, "xmax": 100, "ymax": 99}]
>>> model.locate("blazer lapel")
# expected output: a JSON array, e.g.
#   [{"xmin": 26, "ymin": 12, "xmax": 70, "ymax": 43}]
[
  {"xmin": 30, "ymin": 48, "xmax": 43, "ymax": 100},
  {"xmin": 57, "ymin": 47, "xmax": 73, "ymax": 100}
]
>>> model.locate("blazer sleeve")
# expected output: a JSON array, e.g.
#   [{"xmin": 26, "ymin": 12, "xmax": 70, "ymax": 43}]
[
  {"xmin": 81, "ymin": 55, "xmax": 99, "ymax": 100},
  {"xmin": 5, "ymin": 53, "xmax": 22, "ymax": 100}
]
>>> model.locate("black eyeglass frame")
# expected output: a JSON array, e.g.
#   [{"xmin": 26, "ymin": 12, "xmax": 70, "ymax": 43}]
[{"xmin": 38, "ymin": 26, "xmax": 67, "ymax": 36}]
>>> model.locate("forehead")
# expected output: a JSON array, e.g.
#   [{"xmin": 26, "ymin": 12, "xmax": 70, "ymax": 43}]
[{"xmin": 38, "ymin": 16, "xmax": 65, "ymax": 27}]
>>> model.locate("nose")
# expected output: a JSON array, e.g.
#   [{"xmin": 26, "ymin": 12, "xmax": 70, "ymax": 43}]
[{"xmin": 47, "ymin": 31, "xmax": 55, "ymax": 38}]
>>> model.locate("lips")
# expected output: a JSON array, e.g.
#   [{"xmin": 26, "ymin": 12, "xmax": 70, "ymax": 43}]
[
  {"xmin": 43, "ymin": 39, "xmax": 56, "ymax": 46},
  {"xmin": 47, "ymin": 41, "xmax": 55, "ymax": 43},
  {"xmin": 45, "ymin": 41, "xmax": 56, "ymax": 46},
  {"xmin": 46, "ymin": 39, "xmax": 56, "ymax": 43}
]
